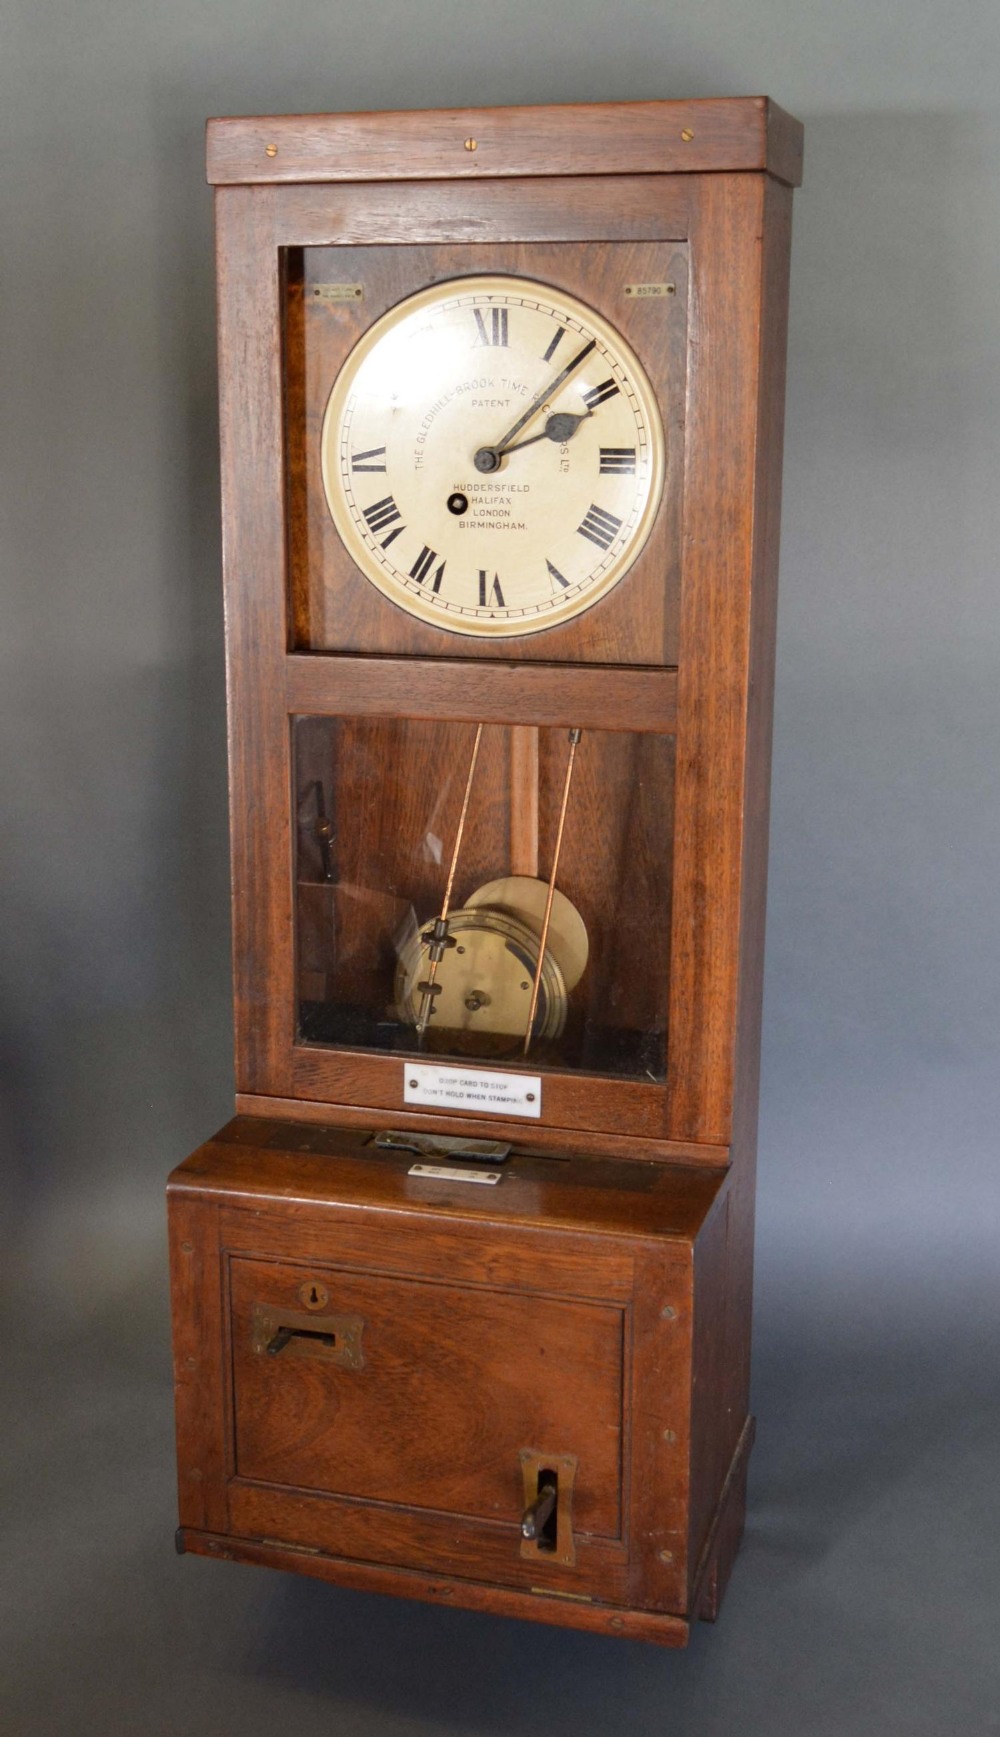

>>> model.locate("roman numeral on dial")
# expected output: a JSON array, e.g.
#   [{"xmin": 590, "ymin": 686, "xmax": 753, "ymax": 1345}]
[
  {"xmin": 542, "ymin": 326, "xmax": 567, "ymax": 363},
  {"xmin": 577, "ymin": 504, "xmax": 623, "ymax": 552},
  {"xmin": 362, "ymin": 494, "xmax": 405, "ymax": 548},
  {"xmin": 473, "ymin": 307, "xmax": 509, "ymax": 347},
  {"xmin": 351, "ymin": 446, "xmax": 387, "ymax": 472},
  {"xmin": 546, "ymin": 559, "xmax": 570, "ymax": 590},
  {"xmin": 581, "ymin": 378, "xmax": 621, "ymax": 411},
  {"xmin": 478, "ymin": 570, "xmax": 506, "ymax": 609},
  {"xmin": 599, "ymin": 447, "xmax": 637, "ymax": 474},
  {"xmin": 409, "ymin": 545, "xmax": 445, "ymax": 592}
]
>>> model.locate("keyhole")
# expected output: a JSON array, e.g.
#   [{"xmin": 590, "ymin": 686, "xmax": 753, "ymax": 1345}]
[{"xmin": 298, "ymin": 1278, "xmax": 330, "ymax": 1311}]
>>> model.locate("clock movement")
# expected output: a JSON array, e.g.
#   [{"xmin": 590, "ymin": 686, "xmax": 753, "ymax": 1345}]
[{"xmin": 169, "ymin": 97, "xmax": 803, "ymax": 1646}]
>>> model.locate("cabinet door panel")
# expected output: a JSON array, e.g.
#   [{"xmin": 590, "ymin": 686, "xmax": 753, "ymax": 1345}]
[{"xmin": 230, "ymin": 1255, "xmax": 624, "ymax": 1537}]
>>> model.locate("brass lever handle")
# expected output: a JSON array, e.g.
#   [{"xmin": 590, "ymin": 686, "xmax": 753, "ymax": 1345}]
[
  {"xmin": 252, "ymin": 1302, "xmax": 366, "ymax": 1369},
  {"xmin": 266, "ymin": 1325, "xmax": 336, "ymax": 1356},
  {"xmin": 521, "ymin": 1481, "xmax": 558, "ymax": 1540},
  {"xmin": 519, "ymin": 1450, "xmax": 577, "ymax": 1565}
]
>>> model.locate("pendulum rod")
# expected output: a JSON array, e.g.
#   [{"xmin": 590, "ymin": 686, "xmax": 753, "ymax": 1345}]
[
  {"xmin": 524, "ymin": 728, "xmax": 582, "ymax": 1056},
  {"xmin": 416, "ymin": 721, "xmax": 484, "ymax": 1034}
]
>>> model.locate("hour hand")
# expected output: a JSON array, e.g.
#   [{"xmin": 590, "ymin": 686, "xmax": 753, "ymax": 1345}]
[
  {"xmin": 476, "ymin": 411, "xmax": 592, "ymax": 469},
  {"xmin": 474, "ymin": 336, "xmax": 597, "ymax": 473},
  {"xmin": 500, "ymin": 411, "xmax": 593, "ymax": 456}
]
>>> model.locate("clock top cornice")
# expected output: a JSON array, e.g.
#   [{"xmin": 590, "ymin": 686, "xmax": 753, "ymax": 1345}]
[{"xmin": 206, "ymin": 97, "xmax": 803, "ymax": 191}]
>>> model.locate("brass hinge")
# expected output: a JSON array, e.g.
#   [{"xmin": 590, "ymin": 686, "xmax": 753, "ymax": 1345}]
[{"xmin": 259, "ymin": 1537, "xmax": 322, "ymax": 1556}]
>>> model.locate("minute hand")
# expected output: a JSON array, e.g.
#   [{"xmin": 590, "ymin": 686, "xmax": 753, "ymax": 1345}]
[{"xmin": 474, "ymin": 337, "xmax": 597, "ymax": 473}]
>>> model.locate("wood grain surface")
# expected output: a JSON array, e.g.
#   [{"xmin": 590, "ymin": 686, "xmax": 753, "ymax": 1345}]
[
  {"xmin": 177, "ymin": 1529, "xmax": 693, "ymax": 1646},
  {"xmin": 230, "ymin": 1255, "xmax": 624, "ymax": 1533},
  {"xmin": 285, "ymin": 655, "xmax": 678, "ymax": 733},
  {"xmin": 665, "ymin": 173, "xmax": 795, "ymax": 1147},
  {"xmin": 206, "ymin": 97, "xmax": 803, "ymax": 189},
  {"xmin": 232, "ymin": 1091, "xmax": 727, "ymax": 1165},
  {"xmin": 509, "ymin": 726, "xmax": 539, "ymax": 875},
  {"xmin": 170, "ymin": 1116, "xmax": 728, "ymax": 1243}
]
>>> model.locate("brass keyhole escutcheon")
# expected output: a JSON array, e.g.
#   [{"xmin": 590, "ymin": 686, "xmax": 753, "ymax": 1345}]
[{"xmin": 299, "ymin": 1279, "xmax": 330, "ymax": 1311}]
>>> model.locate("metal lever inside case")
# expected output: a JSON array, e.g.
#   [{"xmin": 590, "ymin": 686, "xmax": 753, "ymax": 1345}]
[
  {"xmin": 519, "ymin": 1449, "xmax": 578, "ymax": 1565},
  {"xmin": 372, "ymin": 1130, "xmax": 512, "ymax": 1162},
  {"xmin": 521, "ymin": 1480, "xmax": 558, "ymax": 1543},
  {"xmin": 252, "ymin": 1303, "xmax": 365, "ymax": 1369},
  {"xmin": 267, "ymin": 1325, "xmax": 336, "ymax": 1356}
]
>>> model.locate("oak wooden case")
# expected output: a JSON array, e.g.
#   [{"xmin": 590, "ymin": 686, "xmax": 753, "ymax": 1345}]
[{"xmin": 169, "ymin": 96, "xmax": 802, "ymax": 1648}]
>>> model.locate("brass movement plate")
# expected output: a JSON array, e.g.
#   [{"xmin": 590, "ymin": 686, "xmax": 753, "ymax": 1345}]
[{"xmin": 465, "ymin": 877, "xmax": 589, "ymax": 991}]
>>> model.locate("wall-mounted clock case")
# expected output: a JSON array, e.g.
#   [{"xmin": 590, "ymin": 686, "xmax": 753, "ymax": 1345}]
[{"xmin": 168, "ymin": 97, "xmax": 802, "ymax": 1647}]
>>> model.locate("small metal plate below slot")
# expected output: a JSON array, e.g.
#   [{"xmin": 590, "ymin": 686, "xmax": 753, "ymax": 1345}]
[{"xmin": 408, "ymin": 1162, "xmax": 502, "ymax": 1186}]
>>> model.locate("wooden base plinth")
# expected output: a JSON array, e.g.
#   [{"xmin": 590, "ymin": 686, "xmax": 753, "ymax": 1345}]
[
  {"xmin": 176, "ymin": 1529, "xmax": 691, "ymax": 1646},
  {"xmin": 175, "ymin": 1417, "xmax": 752, "ymax": 1646},
  {"xmin": 169, "ymin": 1118, "xmax": 754, "ymax": 1643}
]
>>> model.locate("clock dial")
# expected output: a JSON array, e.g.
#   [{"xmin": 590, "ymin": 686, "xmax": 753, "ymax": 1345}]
[{"xmin": 321, "ymin": 275, "xmax": 665, "ymax": 637}]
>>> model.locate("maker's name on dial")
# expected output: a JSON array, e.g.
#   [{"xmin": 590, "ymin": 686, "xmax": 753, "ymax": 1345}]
[{"xmin": 451, "ymin": 480, "xmax": 529, "ymax": 530}]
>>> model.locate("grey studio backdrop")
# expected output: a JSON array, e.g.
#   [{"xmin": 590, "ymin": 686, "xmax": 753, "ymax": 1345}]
[{"xmin": 2, "ymin": 4, "xmax": 998, "ymax": 1734}]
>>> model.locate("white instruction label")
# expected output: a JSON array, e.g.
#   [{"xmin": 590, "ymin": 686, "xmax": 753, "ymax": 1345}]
[
  {"xmin": 408, "ymin": 1163, "xmax": 502, "ymax": 1186},
  {"xmin": 403, "ymin": 1062, "xmax": 542, "ymax": 1119}
]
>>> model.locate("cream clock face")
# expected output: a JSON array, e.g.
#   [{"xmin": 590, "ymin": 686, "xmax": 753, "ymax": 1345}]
[{"xmin": 321, "ymin": 275, "xmax": 665, "ymax": 637}]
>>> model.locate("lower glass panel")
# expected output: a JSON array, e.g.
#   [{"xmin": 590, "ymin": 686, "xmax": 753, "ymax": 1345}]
[{"xmin": 294, "ymin": 716, "xmax": 673, "ymax": 1081}]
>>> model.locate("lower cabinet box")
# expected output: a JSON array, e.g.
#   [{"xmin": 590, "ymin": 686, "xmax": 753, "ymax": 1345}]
[{"xmin": 169, "ymin": 1118, "xmax": 752, "ymax": 1646}]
